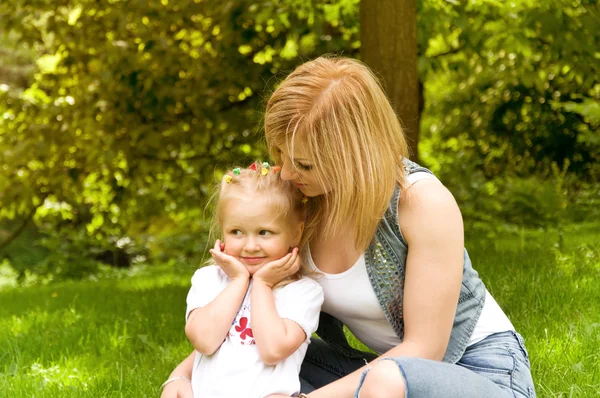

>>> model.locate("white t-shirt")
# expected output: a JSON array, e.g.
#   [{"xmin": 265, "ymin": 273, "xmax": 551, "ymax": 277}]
[
  {"xmin": 185, "ymin": 266, "xmax": 324, "ymax": 398},
  {"xmin": 305, "ymin": 171, "xmax": 513, "ymax": 354}
]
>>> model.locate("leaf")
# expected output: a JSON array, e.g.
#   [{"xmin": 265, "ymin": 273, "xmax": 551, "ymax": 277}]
[
  {"xmin": 68, "ymin": 5, "xmax": 83, "ymax": 26},
  {"xmin": 551, "ymin": 99, "xmax": 600, "ymax": 126},
  {"xmin": 36, "ymin": 54, "xmax": 61, "ymax": 74}
]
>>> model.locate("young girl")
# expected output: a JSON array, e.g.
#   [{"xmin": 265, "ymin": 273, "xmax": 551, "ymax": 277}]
[{"xmin": 161, "ymin": 161, "xmax": 324, "ymax": 398}]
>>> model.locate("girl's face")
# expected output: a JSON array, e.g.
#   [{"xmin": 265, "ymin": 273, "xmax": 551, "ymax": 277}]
[
  {"xmin": 221, "ymin": 192, "xmax": 302, "ymax": 275},
  {"xmin": 277, "ymin": 141, "xmax": 329, "ymax": 197}
]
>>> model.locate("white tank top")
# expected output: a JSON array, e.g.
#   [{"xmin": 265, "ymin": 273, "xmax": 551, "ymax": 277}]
[{"xmin": 307, "ymin": 172, "xmax": 514, "ymax": 354}]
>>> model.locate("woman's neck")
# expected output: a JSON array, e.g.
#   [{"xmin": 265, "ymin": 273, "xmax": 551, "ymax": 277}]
[{"xmin": 309, "ymin": 227, "xmax": 362, "ymax": 274}]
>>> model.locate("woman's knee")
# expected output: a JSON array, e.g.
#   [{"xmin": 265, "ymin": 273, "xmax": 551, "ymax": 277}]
[{"xmin": 359, "ymin": 360, "xmax": 406, "ymax": 398}]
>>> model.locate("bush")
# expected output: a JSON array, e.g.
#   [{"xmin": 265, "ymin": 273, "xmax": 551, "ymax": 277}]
[{"xmin": 439, "ymin": 161, "xmax": 575, "ymax": 235}]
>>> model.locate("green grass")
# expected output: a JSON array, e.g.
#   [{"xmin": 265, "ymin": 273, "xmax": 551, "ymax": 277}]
[
  {"xmin": 467, "ymin": 224, "xmax": 600, "ymax": 397},
  {"xmin": 1, "ymin": 224, "xmax": 599, "ymax": 397}
]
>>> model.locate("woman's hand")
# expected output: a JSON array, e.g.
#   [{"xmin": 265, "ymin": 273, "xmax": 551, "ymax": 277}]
[
  {"xmin": 253, "ymin": 247, "xmax": 300, "ymax": 288},
  {"xmin": 209, "ymin": 239, "xmax": 250, "ymax": 281},
  {"xmin": 160, "ymin": 378, "xmax": 193, "ymax": 398}
]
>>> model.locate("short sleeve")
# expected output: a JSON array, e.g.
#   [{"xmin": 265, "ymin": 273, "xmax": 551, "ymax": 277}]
[
  {"xmin": 185, "ymin": 265, "xmax": 229, "ymax": 322},
  {"xmin": 274, "ymin": 277, "xmax": 324, "ymax": 342}
]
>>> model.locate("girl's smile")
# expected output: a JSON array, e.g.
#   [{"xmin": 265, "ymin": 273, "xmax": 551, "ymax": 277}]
[{"xmin": 240, "ymin": 256, "xmax": 267, "ymax": 266}]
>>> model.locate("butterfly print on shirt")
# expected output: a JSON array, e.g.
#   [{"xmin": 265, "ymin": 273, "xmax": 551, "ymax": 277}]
[{"xmin": 235, "ymin": 316, "xmax": 254, "ymax": 340}]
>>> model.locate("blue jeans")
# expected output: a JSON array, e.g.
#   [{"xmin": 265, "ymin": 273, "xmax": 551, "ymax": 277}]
[{"xmin": 300, "ymin": 331, "xmax": 536, "ymax": 397}]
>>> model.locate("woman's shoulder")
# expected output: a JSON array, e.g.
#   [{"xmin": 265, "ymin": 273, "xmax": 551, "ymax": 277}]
[
  {"xmin": 397, "ymin": 178, "xmax": 463, "ymax": 243},
  {"xmin": 399, "ymin": 176, "xmax": 454, "ymax": 206}
]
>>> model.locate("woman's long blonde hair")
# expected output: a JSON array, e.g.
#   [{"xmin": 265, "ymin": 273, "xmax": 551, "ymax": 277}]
[{"xmin": 265, "ymin": 56, "xmax": 409, "ymax": 251}]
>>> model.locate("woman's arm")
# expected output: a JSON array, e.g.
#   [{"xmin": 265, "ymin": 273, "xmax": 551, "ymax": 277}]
[
  {"xmin": 398, "ymin": 179, "xmax": 464, "ymax": 360},
  {"xmin": 284, "ymin": 180, "xmax": 465, "ymax": 398},
  {"xmin": 160, "ymin": 351, "xmax": 195, "ymax": 398}
]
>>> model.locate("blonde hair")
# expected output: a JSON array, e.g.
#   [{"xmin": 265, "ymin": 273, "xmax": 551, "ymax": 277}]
[
  {"xmin": 210, "ymin": 161, "xmax": 309, "ymax": 287},
  {"xmin": 265, "ymin": 56, "xmax": 409, "ymax": 251}
]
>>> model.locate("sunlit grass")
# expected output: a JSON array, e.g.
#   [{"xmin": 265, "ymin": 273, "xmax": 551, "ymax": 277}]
[
  {"xmin": 0, "ymin": 263, "xmax": 196, "ymax": 397},
  {"xmin": 1, "ymin": 224, "xmax": 599, "ymax": 397},
  {"xmin": 466, "ymin": 223, "xmax": 600, "ymax": 397}
]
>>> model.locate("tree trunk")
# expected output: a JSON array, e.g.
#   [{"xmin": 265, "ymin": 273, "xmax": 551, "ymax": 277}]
[{"xmin": 360, "ymin": 0, "xmax": 420, "ymax": 162}]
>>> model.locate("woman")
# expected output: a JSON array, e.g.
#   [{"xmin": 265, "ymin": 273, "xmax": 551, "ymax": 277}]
[{"xmin": 161, "ymin": 56, "xmax": 535, "ymax": 398}]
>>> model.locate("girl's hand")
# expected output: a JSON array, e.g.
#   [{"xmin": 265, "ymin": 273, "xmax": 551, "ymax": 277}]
[
  {"xmin": 209, "ymin": 239, "xmax": 250, "ymax": 281},
  {"xmin": 253, "ymin": 247, "xmax": 300, "ymax": 288},
  {"xmin": 160, "ymin": 378, "xmax": 193, "ymax": 398}
]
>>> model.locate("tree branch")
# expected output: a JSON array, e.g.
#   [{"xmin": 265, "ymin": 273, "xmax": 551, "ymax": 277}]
[
  {"xmin": 0, "ymin": 197, "xmax": 46, "ymax": 251},
  {"xmin": 429, "ymin": 46, "xmax": 463, "ymax": 58}
]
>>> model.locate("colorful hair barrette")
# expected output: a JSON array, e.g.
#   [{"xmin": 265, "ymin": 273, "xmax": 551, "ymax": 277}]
[
  {"xmin": 225, "ymin": 174, "xmax": 233, "ymax": 184},
  {"xmin": 232, "ymin": 168, "xmax": 240, "ymax": 175},
  {"xmin": 301, "ymin": 196, "xmax": 308, "ymax": 205},
  {"xmin": 272, "ymin": 166, "xmax": 281, "ymax": 174},
  {"xmin": 248, "ymin": 163, "xmax": 258, "ymax": 171}
]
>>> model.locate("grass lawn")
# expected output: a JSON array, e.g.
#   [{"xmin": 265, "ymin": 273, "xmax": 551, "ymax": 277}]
[{"xmin": 0, "ymin": 223, "xmax": 598, "ymax": 397}]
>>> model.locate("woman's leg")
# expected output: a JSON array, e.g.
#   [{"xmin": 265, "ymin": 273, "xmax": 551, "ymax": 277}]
[
  {"xmin": 300, "ymin": 338, "xmax": 378, "ymax": 392},
  {"xmin": 357, "ymin": 331, "xmax": 535, "ymax": 398}
]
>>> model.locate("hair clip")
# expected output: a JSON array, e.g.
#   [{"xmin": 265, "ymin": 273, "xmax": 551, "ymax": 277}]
[
  {"xmin": 232, "ymin": 168, "xmax": 241, "ymax": 175},
  {"xmin": 225, "ymin": 174, "xmax": 233, "ymax": 184},
  {"xmin": 301, "ymin": 196, "xmax": 308, "ymax": 205},
  {"xmin": 261, "ymin": 162, "xmax": 270, "ymax": 175},
  {"xmin": 249, "ymin": 163, "xmax": 257, "ymax": 171},
  {"xmin": 272, "ymin": 166, "xmax": 281, "ymax": 174}
]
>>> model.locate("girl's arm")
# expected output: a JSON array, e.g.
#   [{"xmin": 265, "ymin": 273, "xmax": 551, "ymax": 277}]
[
  {"xmin": 251, "ymin": 249, "xmax": 308, "ymax": 365},
  {"xmin": 186, "ymin": 240, "xmax": 251, "ymax": 355},
  {"xmin": 251, "ymin": 279, "xmax": 307, "ymax": 365},
  {"xmin": 186, "ymin": 275, "xmax": 249, "ymax": 355},
  {"xmin": 281, "ymin": 180, "xmax": 465, "ymax": 398}
]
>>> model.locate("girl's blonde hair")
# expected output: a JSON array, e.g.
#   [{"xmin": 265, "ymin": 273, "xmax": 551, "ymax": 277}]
[
  {"xmin": 210, "ymin": 161, "xmax": 309, "ymax": 287},
  {"xmin": 265, "ymin": 56, "xmax": 409, "ymax": 251}
]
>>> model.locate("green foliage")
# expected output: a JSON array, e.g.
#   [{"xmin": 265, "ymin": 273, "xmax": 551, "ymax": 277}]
[
  {"xmin": 565, "ymin": 179, "xmax": 600, "ymax": 222},
  {"xmin": 0, "ymin": 0, "xmax": 598, "ymax": 278},
  {"xmin": 0, "ymin": 0, "xmax": 358, "ymax": 276},
  {"xmin": 0, "ymin": 222, "xmax": 49, "ymax": 278},
  {"xmin": 420, "ymin": 0, "xmax": 600, "ymax": 180},
  {"xmin": 447, "ymin": 160, "xmax": 573, "ymax": 233}
]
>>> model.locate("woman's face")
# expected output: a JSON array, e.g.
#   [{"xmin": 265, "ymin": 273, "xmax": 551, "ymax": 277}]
[{"xmin": 277, "ymin": 142, "xmax": 328, "ymax": 197}]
